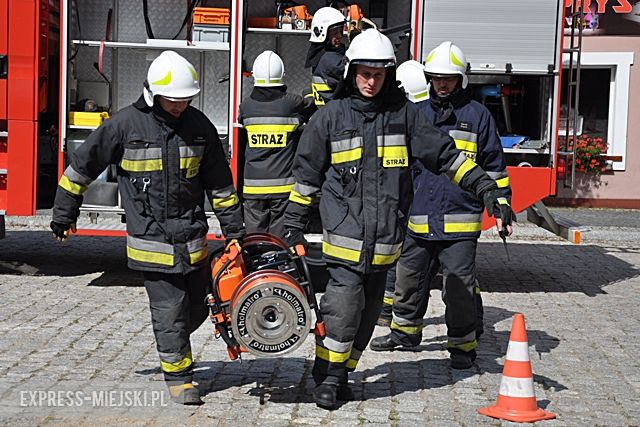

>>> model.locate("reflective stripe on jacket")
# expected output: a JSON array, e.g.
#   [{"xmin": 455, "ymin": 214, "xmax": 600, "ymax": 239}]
[
  {"xmin": 239, "ymin": 88, "xmax": 315, "ymax": 199},
  {"xmin": 408, "ymin": 98, "xmax": 512, "ymax": 241},
  {"xmin": 285, "ymin": 88, "xmax": 489, "ymax": 273},
  {"xmin": 53, "ymin": 96, "xmax": 244, "ymax": 274}
]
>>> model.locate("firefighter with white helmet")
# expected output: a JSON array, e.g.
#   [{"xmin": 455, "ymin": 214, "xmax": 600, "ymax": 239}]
[
  {"xmin": 371, "ymin": 41, "xmax": 513, "ymax": 370},
  {"xmin": 284, "ymin": 29, "xmax": 512, "ymax": 409},
  {"xmin": 238, "ymin": 50, "xmax": 315, "ymax": 237},
  {"xmin": 305, "ymin": 6, "xmax": 347, "ymax": 106},
  {"xmin": 51, "ymin": 50, "xmax": 245, "ymax": 404},
  {"xmin": 396, "ymin": 59, "xmax": 430, "ymax": 103}
]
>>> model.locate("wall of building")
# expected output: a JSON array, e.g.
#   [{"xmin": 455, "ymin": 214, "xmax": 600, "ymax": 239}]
[{"xmin": 551, "ymin": 36, "xmax": 639, "ymax": 207}]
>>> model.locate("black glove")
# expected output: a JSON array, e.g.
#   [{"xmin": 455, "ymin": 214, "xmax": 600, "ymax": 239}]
[
  {"xmin": 283, "ymin": 228, "xmax": 308, "ymax": 249},
  {"xmin": 481, "ymin": 188, "xmax": 514, "ymax": 234},
  {"xmin": 50, "ymin": 221, "xmax": 76, "ymax": 242}
]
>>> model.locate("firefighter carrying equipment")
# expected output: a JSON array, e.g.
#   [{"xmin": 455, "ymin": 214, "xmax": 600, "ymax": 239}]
[
  {"xmin": 309, "ymin": 6, "xmax": 346, "ymax": 43},
  {"xmin": 207, "ymin": 233, "xmax": 325, "ymax": 358},
  {"xmin": 285, "ymin": 33, "xmax": 499, "ymax": 274},
  {"xmin": 53, "ymin": 53, "xmax": 244, "ymax": 275},
  {"xmin": 143, "ymin": 50, "xmax": 201, "ymax": 107},
  {"xmin": 276, "ymin": 1, "xmax": 313, "ymax": 30},
  {"xmin": 343, "ymin": 28, "xmax": 396, "ymax": 78},
  {"xmin": 424, "ymin": 41, "xmax": 469, "ymax": 89},
  {"xmin": 252, "ymin": 50, "xmax": 285, "ymax": 87},
  {"xmin": 396, "ymin": 59, "xmax": 430, "ymax": 104}
]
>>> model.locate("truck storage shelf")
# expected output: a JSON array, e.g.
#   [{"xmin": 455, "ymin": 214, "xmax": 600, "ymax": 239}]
[
  {"xmin": 503, "ymin": 148, "xmax": 550, "ymax": 154},
  {"xmin": 0, "ymin": 131, "xmax": 7, "ymax": 137},
  {"xmin": 246, "ymin": 28, "xmax": 310, "ymax": 35},
  {"xmin": 72, "ymin": 39, "xmax": 229, "ymax": 52},
  {"xmin": 69, "ymin": 125, "xmax": 98, "ymax": 130}
]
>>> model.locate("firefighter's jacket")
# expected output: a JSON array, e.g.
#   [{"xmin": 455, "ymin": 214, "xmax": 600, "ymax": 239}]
[
  {"xmin": 285, "ymin": 88, "xmax": 497, "ymax": 273},
  {"xmin": 312, "ymin": 50, "xmax": 345, "ymax": 107},
  {"xmin": 238, "ymin": 87, "xmax": 316, "ymax": 199},
  {"xmin": 53, "ymin": 96, "xmax": 244, "ymax": 274},
  {"xmin": 408, "ymin": 94, "xmax": 512, "ymax": 241}
]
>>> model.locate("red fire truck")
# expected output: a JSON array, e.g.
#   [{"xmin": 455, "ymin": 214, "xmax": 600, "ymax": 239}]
[{"xmin": 0, "ymin": 0, "xmax": 586, "ymax": 242}]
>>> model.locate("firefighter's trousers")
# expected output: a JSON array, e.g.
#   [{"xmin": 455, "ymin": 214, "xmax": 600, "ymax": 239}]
[
  {"xmin": 312, "ymin": 264, "xmax": 386, "ymax": 386},
  {"xmin": 388, "ymin": 236, "xmax": 480, "ymax": 352},
  {"xmin": 143, "ymin": 267, "xmax": 210, "ymax": 383},
  {"xmin": 243, "ymin": 198, "xmax": 288, "ymax": 239}
]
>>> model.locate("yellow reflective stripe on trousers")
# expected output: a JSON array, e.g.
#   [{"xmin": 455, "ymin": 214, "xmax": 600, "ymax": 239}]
[
  {"xmin": 160, "ymin": 351, "xmax": 193, "ymax": 373},
  {"xmin": 444, "ymin": 214, "xmax": 483, "ymax": 233},
  {"xmin": 383, "ymin": 296, "xmax": 394, "ymax": 305},
  {"xmin": 451, "ymin": 157, "xmax": 478, "ymax": 185},
  {"xmin": 213, "ymin": 193, "xmax": 239, "ymax": 209},
  {"xmin": 58, "ymin": 175, "xmax": 88, "ymax": 195},
  {"xmin": 315, "ymin": 344, "xmax": 350, "ymax": 363},
  {"xmin": 390, "ymin": 320, "xmax": 422, "ymax": 335}
]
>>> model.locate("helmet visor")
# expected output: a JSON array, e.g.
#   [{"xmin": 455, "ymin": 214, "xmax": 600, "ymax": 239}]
[{"xmin": 351, "ymin": 60, "xmax": 395, "ymax": 69}]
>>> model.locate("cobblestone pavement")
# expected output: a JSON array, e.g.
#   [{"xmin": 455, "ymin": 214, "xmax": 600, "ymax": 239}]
[{"xmin": 1, "ymin": 223, "xmax": 639, "ymax": 426}]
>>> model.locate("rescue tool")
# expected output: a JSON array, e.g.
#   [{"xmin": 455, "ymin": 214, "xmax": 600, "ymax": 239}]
[{"xmin": 207, "ymin": 233, "xmax": 325, "ymax": 360}]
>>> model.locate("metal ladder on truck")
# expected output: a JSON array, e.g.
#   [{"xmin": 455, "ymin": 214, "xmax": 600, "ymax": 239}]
[{"xmin": 526, "ymin": 0, "xmax": 589, "ymax": 244}]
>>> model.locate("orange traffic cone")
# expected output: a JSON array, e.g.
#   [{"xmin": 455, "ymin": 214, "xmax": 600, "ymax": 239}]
[{"xmin": 478, "ymin": 313, "xmax": 556, "ymax": 423}]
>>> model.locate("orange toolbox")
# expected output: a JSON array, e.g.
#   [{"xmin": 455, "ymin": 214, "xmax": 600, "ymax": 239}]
[{"xmin": 193, "ymin": 7, "xmax": 230, "ymax": 26}]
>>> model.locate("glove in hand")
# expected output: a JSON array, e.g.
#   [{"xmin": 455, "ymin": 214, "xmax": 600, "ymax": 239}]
[
  {"xmin": 284, "ymin": 228, "xmax": 308, "ymax": 249},
  {"xmin": 50, "ymin": 221, "xmax": 76, "ymax": 242},
  {"xmin": 482, "ymin": 188, "xmax": 514, "ymax": 235}
]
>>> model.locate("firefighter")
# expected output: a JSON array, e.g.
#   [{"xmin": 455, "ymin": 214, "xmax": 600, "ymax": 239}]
[
  {"xmin": 370, "ymin": 42, "xmax": 513, "ymax": 370},
  {"xmin": 49, "ymin": 51, "xmax": 245, "ymax": 405},
  {"xmin": 283, "ymin": 30, "xmax": 513, "ymax": 409},
  {"xmin": 238, "ymin": 50, "xmax": 315, "ymax": 238},
  {"xmin": 305, "ymin": 6, "xmax": 347, "ymax": 107},
  {"xmin": 377, "ymin": 60, "xmax": 429, "ymax": 327}
]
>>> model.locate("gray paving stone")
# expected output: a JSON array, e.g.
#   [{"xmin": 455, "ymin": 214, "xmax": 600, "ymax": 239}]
[{"xmin": 1, "ymin": 227, "xmax": 640, "ymax": 425}]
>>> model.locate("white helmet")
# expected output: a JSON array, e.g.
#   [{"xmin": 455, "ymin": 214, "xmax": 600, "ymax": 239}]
[
  {"xmin": 344, "ymin": 29, "xmax": 396, "ymax": 78},
  {"xmin": 143, "ymin": 50, "xmax": 200, "ymax": 107},
  {"xmin": 423, "ymin": 41, "xmax": 468, "ymax": 89},
  {"xmin": 396, "ymin": 60, "xmax": 429, "ymax": 103},
  {"xmin": 309, "ymin": 7, "xmax": 346, "ymax": 43},
  {"xmin": 252, "ymin": 50, "xmax": 285, "ymax": 87}
]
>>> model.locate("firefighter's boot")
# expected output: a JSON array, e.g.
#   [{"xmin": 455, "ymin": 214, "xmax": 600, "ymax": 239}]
[
  {"xmin": 449, "ymin": 349, "xmax": 477, "ymax": 370},
  {"xmin": 370, "ymin": 331, "xmax": 421, "ymax": 351},
  {"xmin": 167, "ymin": 382, "xmax": 204, "ymax": 405},
  {"xmin": 337, "ymin": 384, "xmax": 355, "ymax": 401},
  {"xmin": 313, "ymin": 383, "xmax": 338, "ymax": 410}
]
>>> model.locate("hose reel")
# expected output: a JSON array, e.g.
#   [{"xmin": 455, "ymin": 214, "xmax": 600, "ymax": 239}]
[{"xmin": 207, "ymin": 233, "xmax": 324, "ymax": 359}]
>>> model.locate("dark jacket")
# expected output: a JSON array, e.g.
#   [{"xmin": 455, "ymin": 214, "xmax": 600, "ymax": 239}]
[
  {"xmin": 285, "ymin": 87, "xmax": 496, "ymax": 273},
  {"xmin": 238, "ymin": 86, "xmax": 316, "ymax": 199},
  {"xmin": 53, "ymin": 96, "xmax": 244, "ymax": 274},
  {"xmin": 310, "ymin": 49, "xmax": 345, "ymax": 107},
  {"xmin": 408, "ymin": 91, "xmax": 512, "ymax": 240}
]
